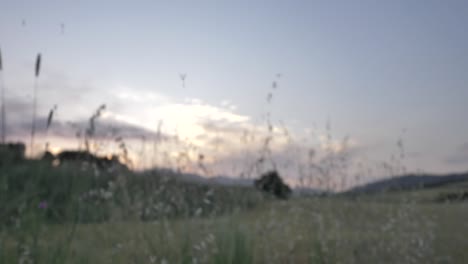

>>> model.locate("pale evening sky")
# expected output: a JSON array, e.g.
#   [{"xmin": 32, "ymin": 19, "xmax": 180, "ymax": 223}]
[{"xmin": 1, "ymin": 0, "xmax": 467, "ymax": 185}]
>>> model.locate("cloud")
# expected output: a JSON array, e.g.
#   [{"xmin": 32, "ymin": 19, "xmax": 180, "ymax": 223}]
[
  {"xmin": 149, "ymin": 100, "xmax": 251, "ymax": 143},
  {"xmin": 200, "ymin": 119, "xmax": 246, "ymax": 135},
  {"xmin": 2, "ymin": 97, "xmax": 167, "ymax": 142},
  {"xmin": 2, "ymin": 81, "xmax": 366, "ymax": 188}
]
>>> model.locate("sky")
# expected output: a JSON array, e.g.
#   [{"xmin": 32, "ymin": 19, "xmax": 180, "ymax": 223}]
[{"xmin": 0, "ymin": 0, "xmax": 467, "ymax": 186}]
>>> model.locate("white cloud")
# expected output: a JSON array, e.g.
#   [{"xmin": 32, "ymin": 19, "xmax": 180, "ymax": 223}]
[{"xmin": 3, "ymin": 79, "xmax": 365, "ymax": 188}]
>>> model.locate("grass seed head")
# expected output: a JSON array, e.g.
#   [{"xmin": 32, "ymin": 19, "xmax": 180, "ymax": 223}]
[
  {"xmin": 46, "ymin": 105, "xmax": 58, "ymax": 130},
  {"xmin": 35, "ymin": 53, "xmax": 41, "ymax": 77}
]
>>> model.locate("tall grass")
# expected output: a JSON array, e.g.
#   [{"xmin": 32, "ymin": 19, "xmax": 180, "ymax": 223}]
[
  {"xmin": 30, "ymin": 53, "xmax": 41, "ymax": 156},
  {"xmin": 44, "ymin": 105, "xmax": 57, "ymax": 151},
  {"xmin": 1, "ymin": 133, "xmax": 464, "ymax": 262},
  {"xmin": 84, "ymin": 104, "xmax": 106, "ymax": 153},
  {"xmin": 0, "ymin": 53, "xmax": 463, "ymax": 263},
  {"xmin": 212, "ymin": 224, "xmax": 253, "ymax": 264},
  {"xmin": 0, "ymin": 159, "xmax": 268, "ymax": 262}
]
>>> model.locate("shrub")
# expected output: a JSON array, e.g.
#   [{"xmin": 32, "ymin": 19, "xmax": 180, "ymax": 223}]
[{"xmin": 254, "ymin": 170, "xmax": 292, "ymax": 199}]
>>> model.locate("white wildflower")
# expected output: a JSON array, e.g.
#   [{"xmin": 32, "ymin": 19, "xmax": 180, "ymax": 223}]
[{"xmin": 195, "ymin": 208, "xmax": 202, "ymax": 216}]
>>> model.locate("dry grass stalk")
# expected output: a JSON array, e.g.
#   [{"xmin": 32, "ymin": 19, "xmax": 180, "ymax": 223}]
[
  {"xmin": 46, "ymin": 105, "xmax": 57, "ymax": 130},
  {"xmin": 35, "ymin": 53, "xmax": 41, "ymax": 77},
  {"xmin": 30, "ymin": 53, "xmax": 41, "ymax": 156},
  {"xmin": 44, "ymin": 104, "xmax": 57, "ymax": 151},
  {"xmin": 85, "ymin": 104, "xmax": 106, "ymax": 152}
]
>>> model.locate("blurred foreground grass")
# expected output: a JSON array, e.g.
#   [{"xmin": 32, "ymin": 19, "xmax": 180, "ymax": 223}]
[{"xmin": 1, "ymin": 161, "xmax": 467, "ymax": 263}]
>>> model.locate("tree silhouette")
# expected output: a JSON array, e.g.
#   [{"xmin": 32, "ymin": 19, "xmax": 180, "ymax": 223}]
[{"xmin": 254, "ymin": 170, "xmax": 292, "ymax": 199}]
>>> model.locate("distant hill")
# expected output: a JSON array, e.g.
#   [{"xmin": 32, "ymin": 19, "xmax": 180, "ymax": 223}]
[
  {"xmin": 348, "ymin": 172, "xmax": 468, "ymax": 193},
  {"xmin": 209, "ymin": 176, "xmax": 254, "ymax": 187},
  {"xmin": 138, "ymin": 169, "xmax": 326, "ymax": 194},
  {"xmin": 293, "ymin": 187, "xmax": 328, "ymax": 196},
  {"xmin": 175, "ymin": 172, "xmax": 254, "ymax": 187},
  {"xmin": 140, "ymin": 168, "xmax": 254, "ymax": 187}
]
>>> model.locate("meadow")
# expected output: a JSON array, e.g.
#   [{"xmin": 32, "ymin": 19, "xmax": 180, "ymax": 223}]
[
  {"xmin": 0, "ymin": 158, "xmax": 467, "ymax": 264},
  {"xmin": 0, "ymin": 51, "xmax": 466, "ymax": 263},
  {"xmin": 1, "ymin": 1, "xmax": 468, "ymax": 262}
]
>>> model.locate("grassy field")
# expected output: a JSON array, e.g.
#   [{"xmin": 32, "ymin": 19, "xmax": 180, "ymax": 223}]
[{"xmin": 1, "ymin": 161, "xmax": 467, "ymax": 263}]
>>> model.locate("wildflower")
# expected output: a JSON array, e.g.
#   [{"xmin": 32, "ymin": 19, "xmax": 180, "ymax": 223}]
[
  {"xmin": 38, "ymin": 200, "xmax": 48, "ymax": 209},
  {"xmin": 195, "ymin": 208, "xmax": 202, "ymax": 216}
]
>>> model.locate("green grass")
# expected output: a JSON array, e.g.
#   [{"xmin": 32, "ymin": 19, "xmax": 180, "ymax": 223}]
[{"xmin": 1, "ymin": 161, "xmax": 468, "ymax": 263}]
